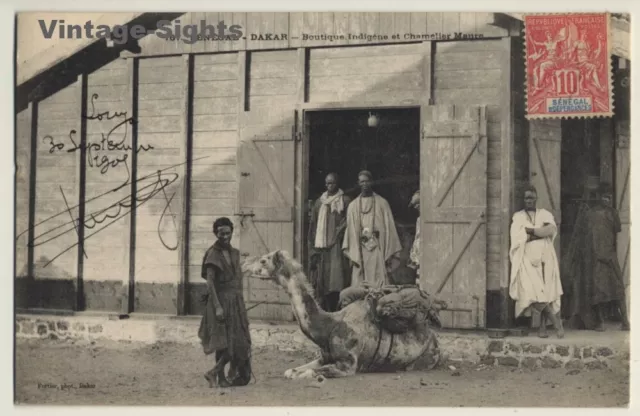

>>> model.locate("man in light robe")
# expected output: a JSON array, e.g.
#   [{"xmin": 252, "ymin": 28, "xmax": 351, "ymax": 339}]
[
  {"xmin": 308, "ymin": 173, "xmax": 352, "ymax": 312},
  {"xmin": 342, "ymin": 170, "xmax": 402, "ymax": 288},
  {"xmin": 509, "ymin": 184, "xmax": 564, "ymax": 338}
]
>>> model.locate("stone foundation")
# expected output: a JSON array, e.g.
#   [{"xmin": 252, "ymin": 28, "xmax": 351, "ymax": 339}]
[
  {"xmin": 16, "ymin": 314, "xmax": 628, "ymax": 369},
  {"xmin": 463, "ymin": 339, "xmax": 621, "ymax": 370}
]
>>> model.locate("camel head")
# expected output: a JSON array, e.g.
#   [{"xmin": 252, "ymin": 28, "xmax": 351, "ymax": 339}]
[{"xmin": 245, "ymin": 250, "xmax": 304, "ymax": 291}]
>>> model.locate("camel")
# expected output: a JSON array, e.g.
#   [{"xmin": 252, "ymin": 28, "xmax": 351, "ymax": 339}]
[{"xmin": 245, "ymin": 250, "xmax": 443, "ymax": 380}]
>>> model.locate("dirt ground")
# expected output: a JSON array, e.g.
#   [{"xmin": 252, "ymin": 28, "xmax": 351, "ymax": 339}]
[{"xmin": 15, "ymin": 338, "xmax": 629, "ymax": 407}]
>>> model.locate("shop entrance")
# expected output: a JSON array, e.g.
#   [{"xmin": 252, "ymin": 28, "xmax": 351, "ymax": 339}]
[
  {"xmin": 522, "ymin": 116, "xmax": 628, "ymax": 329},
  {"xmin": 303, "ymin": 108, "xmax": 421, "ymax": 282}
]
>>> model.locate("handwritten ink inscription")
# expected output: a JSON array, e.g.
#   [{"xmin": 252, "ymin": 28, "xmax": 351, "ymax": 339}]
[
  {"xmin": 43, "ymin": 94, "xmax": 153, "ymax": 178},
  {"xmin": 26, "ymin": 94, "xmax": 201, "ymax": 266},
  {"xmin": 21, "ymin": 166, "xmax": 182, "ymax": 267}
]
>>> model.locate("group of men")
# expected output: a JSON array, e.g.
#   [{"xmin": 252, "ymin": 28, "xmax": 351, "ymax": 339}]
[
  {"xmin": 509, "ymin": 183, "xmax": 630, "ymax": 337},
  {"xmin": 308, "ymin": 170, "xmax": 420, "ymax": 312},
  {"xmin": 308, "ymin": 170, "xmax": 630, "ymax": 335}
]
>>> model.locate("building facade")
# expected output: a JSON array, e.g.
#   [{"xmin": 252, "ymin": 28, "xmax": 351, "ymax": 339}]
[{"xmin": 15, "ymin": 12, "xmax": 631, "ymax": 329}]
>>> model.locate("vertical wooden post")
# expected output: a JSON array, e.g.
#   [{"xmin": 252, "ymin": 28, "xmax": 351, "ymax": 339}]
[
  {"xmin": 76, "ymin": 73, "xmax": 88, "ymax": 312},
  {"xmin": 498, "ymin": 36, "xmax": 513, "ymax": 329},
  {"xmin": 124, "ymin": 57, "xmax": 138, "ymax": 316},
  {"xmin": 237, "ymin": 50, "xmax": 247, "ymax": 227},
  {"xmin": 236, "ymin": 51, "xmax": 249, "ymax": 300},
  {"xmin": 26, "ymin": 100, "xmax": 36, "ymax": 284},
  {"xmin": 422, "ymin": 41, "xmax": 433, "ymax": 105},
  {"xmin": 178, "ymin": 53, "xmax": 192, "ymax": 316},
  {"xmin": 295, "ymin": 48, "xmax": 307, "ymax": 104},
  {"xmin": 294, "ymin": 47, "xmax": 307, "ymax": 262},
  {"xmin": 238, "ymin": 51, "xmax": 248, "ymax": 112}
]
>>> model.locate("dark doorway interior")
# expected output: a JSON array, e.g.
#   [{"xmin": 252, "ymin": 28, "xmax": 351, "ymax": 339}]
[
  {"xmin": 559, "ymin": 118, "xmax": 620, "ymax": 326},
  {"xmin": 304, "ymin": 108, "xmax": 421, "ymax": 279},
  {"xmin": 560, "ymin": 119, "xmax": 603, "ymax": 258}
]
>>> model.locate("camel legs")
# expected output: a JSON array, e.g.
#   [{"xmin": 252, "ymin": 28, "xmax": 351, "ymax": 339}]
[
  {"xmin": 299, "ymin": 353, "xmax": 358, "ymax": 379},
  {"xmin": 285, "ymin": 354, "xmax": 358, "ymax": 379},
  {"xmin": 284, "ymin": 358, "xmax": 323, "ymax": 379},
  {"xmin": 285, "ymin": 332, "xmax": 360, "ymax": 380}
]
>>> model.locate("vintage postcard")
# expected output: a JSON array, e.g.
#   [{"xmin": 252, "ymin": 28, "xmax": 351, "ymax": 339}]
[{"xmin": 13, "ymin": 9, "xmax": 631, "ymax": 408}]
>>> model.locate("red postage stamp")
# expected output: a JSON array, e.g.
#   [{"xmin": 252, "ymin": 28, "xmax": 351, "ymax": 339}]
[{"xmin": 524, "ymin": 13, "xmax": 613, "ymax": 119}]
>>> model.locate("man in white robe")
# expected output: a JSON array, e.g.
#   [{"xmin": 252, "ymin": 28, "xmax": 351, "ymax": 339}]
[
  {"xmin": 308, "ymin": 173, "xmax": 351, "ymax": 311},
  {"xmin": 342, "ymin": 170, "xmax": 402, "ymax": 288},
  {"xmin": 509, "ymin": 185, "xmax": 564, "ymax": 338}
]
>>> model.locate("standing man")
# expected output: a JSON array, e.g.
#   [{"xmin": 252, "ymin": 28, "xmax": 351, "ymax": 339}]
[
  {"xmin": 509, "ymin": 185, "xmax": 564, "ymax": 338},
  {"xmin": 308, "ymin": 173, "xmax": 352, "ymax": 312},
  {"xmin": 198, "ymin": 217, "xmax": 252, "ymax": 388},
  {"xmin": 343, "ymin": 170, "xmax": 402, "ymax": 288},
  {"xmin": 564, "ymin": 183, "xmax": 630, "ymax": 331},
  {"xmin": 407, "ymin": 190, "xmax": 421, "ymax": 279}
]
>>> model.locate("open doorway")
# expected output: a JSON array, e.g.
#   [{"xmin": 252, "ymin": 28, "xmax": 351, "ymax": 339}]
[
  {"xmin": 560, "ymin": 118, "xmax": 623, "ymax": 328},
  {"xmin": 560, "ymin": 119, "xmax": 604, "ymax": 256},
  {"xmin": 303, "ymin": 107, "xmax": 421, "ymax": 282}
]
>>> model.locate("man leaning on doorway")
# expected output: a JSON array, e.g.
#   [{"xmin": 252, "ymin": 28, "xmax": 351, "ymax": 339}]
[{"xmin": 509, "ymin": 184, "xmax": 565, "ymax": 339}]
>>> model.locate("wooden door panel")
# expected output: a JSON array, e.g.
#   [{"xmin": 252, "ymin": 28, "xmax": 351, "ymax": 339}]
[
  {"xmin": 528, "ymin": 120, "xmax": 561, "ymax": 328},
  {"xmin": 529, "ymin": 120, "xmax": 562, "ymax": 233},
  {"xmin": 420, "ymin": 104, "xmax": 487, "ymax": 329},
  {"xmin": 237, "ymin": 108, "xmax": 296, "ymax": 322},
  {"xmin": 615, "ymin": 120, "xmax": 630, "ymax": 313}
]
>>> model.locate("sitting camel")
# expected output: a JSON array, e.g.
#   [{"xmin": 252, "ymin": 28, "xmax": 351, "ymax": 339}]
[{"xmin": 246, "ymin": 250, "xmax": 444, "ymax": 380}]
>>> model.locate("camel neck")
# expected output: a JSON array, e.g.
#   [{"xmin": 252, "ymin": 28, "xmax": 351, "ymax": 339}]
[{"xmin": 286, "ymin": 275, "xmax": 327, "ymax": 336}]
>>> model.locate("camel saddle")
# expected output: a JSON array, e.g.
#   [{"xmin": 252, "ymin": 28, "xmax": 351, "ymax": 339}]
[{"xmin": 339, "ymin": 285, "xmax": 447, "ymax": 334}]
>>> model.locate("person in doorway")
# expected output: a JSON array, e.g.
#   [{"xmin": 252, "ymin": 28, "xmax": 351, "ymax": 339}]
[
  {"xmin": 407, "ymin": 190, "xmax": 421, "ymax": 281},
  {"xmin": 342, "ymin": 170, "xmax": 402, "ymax": 288},
  {"xmin": 563, "ymin": 183, "xmax": 630, "ymax": 331},
  {"xmin": 509, "ymin": 185, "xmax": 565, "ymax": 338},
  {"xmin": 198, "ymin": 217, "xmax": 252, "ymax": 388},
  {"xmin": 308, "ymin": 173, "xmax": 352, "ymax": 312}
]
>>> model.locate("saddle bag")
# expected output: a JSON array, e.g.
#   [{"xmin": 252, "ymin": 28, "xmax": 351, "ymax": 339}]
[{"xmin": 372, "ymin": 286, "xmax": 446, "ymax": 334}]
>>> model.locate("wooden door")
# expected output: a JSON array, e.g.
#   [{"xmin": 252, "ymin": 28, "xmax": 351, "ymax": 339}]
[
  {"xmin": 615, "ymin": 120, "xmax": 630, "ymax": 314},
  {"xmin": 528, "ymin": 119, "xmax": 562, "ymax": 327},
  {"xmin": 529, "ymin": 120, "xmax": 562, "ymax": 254},
  {"xmin": 237, "ymin": 108, "xmax": 296, "ymax": 321},
  {"xmin": 420, "ymin": 104, "xmax": 488, "ymax": 329}
]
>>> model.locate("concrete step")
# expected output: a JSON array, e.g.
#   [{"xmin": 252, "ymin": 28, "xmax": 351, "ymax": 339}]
[{"xmin": 16, "ymin": 313, "xmax": 629, "ymax": 371}]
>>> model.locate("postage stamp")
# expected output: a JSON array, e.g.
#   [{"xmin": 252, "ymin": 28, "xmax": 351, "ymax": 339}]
[{"xmin": 524, "ymin": 13, "xmax": 613, "ymax": 119}]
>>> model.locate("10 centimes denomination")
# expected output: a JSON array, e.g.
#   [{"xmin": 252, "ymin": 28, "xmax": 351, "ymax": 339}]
[{"xmin": 524, "ymin": 13, "xmax": 613, "ymax": 119}]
